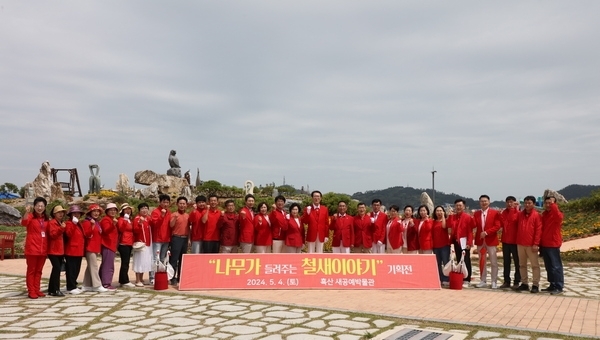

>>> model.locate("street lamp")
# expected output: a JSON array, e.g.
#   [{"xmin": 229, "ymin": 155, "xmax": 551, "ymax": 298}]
[{"xmin": 431, "ymin": 169, "xmax": 437, "ymax": 205}]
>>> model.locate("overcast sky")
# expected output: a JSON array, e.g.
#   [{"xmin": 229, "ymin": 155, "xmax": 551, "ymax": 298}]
[{"xmin": 1, "ymin": 1, "xmax": 599, "ymax": 201}]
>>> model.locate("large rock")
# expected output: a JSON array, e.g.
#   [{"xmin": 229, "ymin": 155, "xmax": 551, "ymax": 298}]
[
  {"xmin": 116, "ymin": 173, "xmax": 131, "ymax": 194},
  {"xmin": 420, "ymin": 192, "xmax": 434, "ymax": 213},
  {"xmin": 134, "ymin": 170, "xmax": 188, "ymax": 196},
  {"xmin": 543, "ymin": 189, "xmax": 568, "ymax": 204},
  {"xmin": 50, "ymin": 182, "xmax": 66, "ymax": 202},
  {"xmin": 139, "ymin": 183, "xmax": 159, "ymax": 199},
  {"xmin": 0, "ymin": 202, "xmax": 21, "ymax": 226},
  {"xmin": 32, "ymin": 161, "xmax": 53, "ymax": 198}
]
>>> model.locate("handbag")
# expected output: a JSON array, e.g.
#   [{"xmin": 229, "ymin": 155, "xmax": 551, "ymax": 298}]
[
  {"xmin": 442, "ymin": 251, "xmax": 455, "ymax": 276},
  {"xmin": 133, "ymin": 242, "xmax": 146, "ymax": 252}
]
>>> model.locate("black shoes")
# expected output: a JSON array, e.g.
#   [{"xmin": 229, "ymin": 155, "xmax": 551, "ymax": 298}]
[
  {"xmin": 550, "ymin": 289, "xmax": 564, "ymax": 295},
  {"xmin": 48, "ymin": 291, "xmax": 65, "ymax": 297},
  {"xmin": 542, "ymin": 285, "xmax": 556, "ymax": 292},
  {"xmin": 514, "ymin": 284, "xmax": 529, "ymax": 291},
  {"xmin": 498, "ymin": 282, "xmax": 511, "ymax": 289},
  {"xmin": 530, "ymin": 286, "xmax": 539, "ymax": 293}
]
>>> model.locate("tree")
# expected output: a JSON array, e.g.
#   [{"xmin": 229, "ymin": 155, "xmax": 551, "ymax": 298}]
[
  {"xmin": 276, "ymin": 185, "xmax": 296, "ymax": 196},
  {"xmin": 0, "ymin": 182, "xmax": 19, "ymax": 193}
]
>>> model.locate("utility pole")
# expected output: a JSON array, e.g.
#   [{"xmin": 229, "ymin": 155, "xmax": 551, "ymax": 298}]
[{"xmin": 431, "ymin": 169, "xmax": 437, "ymax": 205}]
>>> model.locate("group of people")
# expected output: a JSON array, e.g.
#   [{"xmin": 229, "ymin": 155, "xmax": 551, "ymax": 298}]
[
  {"xmin": 21, "ymin": 190, "xmax": 564, "ymax": 296},
  {"xmin": 21, "ymin": 198, "xmax": 153, "ymax": 298}
]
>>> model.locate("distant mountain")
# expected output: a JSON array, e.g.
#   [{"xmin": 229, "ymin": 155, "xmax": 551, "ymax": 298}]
[
  {"xmin": 351, "ymin": 186, "xmax": 505, "ymax": 209},
  {"xmin": 558, "ymin": 184, "xmax": 600, "ymax": 201}
]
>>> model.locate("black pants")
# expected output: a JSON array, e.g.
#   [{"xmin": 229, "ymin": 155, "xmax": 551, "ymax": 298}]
[
  {"xmin": 169, "ymin": 236, "xmax": 188, "ymax": 280},
  {"xmin": 453, "ymin": 242, "xmax": 471, "ymax": 282},
  {"xmin": 118, "ymin": 244, "xmax": 133, "ymax": 284},
  {"xmin": 47, "ymin": 255, "xmax": 64, "ymax": 293},
  {"xmin": 202, "ymin": 241, "xmax": 220, "ymax": 254},
  {"xmin": 64, "ymin": 255, "xmax": 83, "ymax": 291},
  {"xmin": 502, "ymin": 242, "xmax": 521, "ymax": 285}
]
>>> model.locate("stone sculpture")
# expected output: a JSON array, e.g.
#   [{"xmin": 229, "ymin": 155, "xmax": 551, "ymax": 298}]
[
  {"xmin": 135, "ymin": 170, "xmax": 188, "ymax": 196},
  {"xmin": 195, "ymin": 168, "xmax": 201, "ymax": 187},
  {"xmin": 543, "ymin": 189, "xmax": 568, "ymax": 204},
  {"xmin": 184, "ymin": 170, "xmax": 191, "ymax": 186},
  {"xmin": 0, "ymin": 202, "xmax": 21, "ymax": 226},
  {"xmin": 244, "ymin": 180, "xmax": 255, "ymax": 195},
  {"xmin": 420, "ymin": 192, "xmax": 434, "ymax": 214},
  {"xmin": 32, "ymin": 161, "xmax": 53, "ymax": 198},
  {"xmin": 167, "ymin": 150, "xmax": 182, "ymax": 177},
  {"xmin": 272, "ymin": 188, "xmax": 279, "ymax": 198},
  {"xmin": 116, "ymin": 173, "xmax": 131, "ymax": 194},
  {"xmin": 88, "ymin": 164, "xmax": 101, "ymax": 194}
]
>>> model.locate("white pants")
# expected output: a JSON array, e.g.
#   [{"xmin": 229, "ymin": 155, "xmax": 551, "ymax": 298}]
[
  {"xmin": 240, "ymin": 242, "xmax": 253, "ymax": 253},
  {"xmin": 332, "ymin": 246, "xmax": 351, "ymax": 254},
  {"xmin": 221, "ymin": 245, "xmax": 238, "ymax": 253},
  {"xmin": 254, "ymin": 245, "xmax": 271, "ymax": 253},
  {"xmin": 371, "ymin": 243, "xmax": 385, "ymax": 254},
  {"xmin": 480, "ymin": 244, "xmax": 498, "ymax": 283},
  {"xmin": 191, "ymin": 241, "xmax": 202, "ymax": 254},
  {"xmin": 272, "ymin": 240, "xmax": 285, "ymax": 253},
  {"xmin": 286, "ymin": 246, "xmax": 302, "ymax": 253},
  {"xmin": 307, "ymin": 240, "xmax": 324, "ymax": 253},
  {"xmin": 387, "ymin": 248, "xmax": 402, "ymax": 254}
]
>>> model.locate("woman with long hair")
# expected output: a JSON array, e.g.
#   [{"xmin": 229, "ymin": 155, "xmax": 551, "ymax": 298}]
[
  {"xmin": 402, "ymin": 205, "xmax": 419, "ymax": 254},
  {"xmin": 432, "ymin": 205, "xmax": 451, "ymax": 286},
  {"xmin": 417, "ymin": 205, "xmax": 433, "ymax": 254},
  {"xmin": 21, "ymin": 197, "xmax": 49, "ymax": 299},
  {"xmin": 385, "ymin": 205, "xmax": 404, "ymax": 254}
]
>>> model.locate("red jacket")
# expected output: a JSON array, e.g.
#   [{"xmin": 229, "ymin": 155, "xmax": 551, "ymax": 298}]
[
  {"xmin": 387, "ymin": 217, "xmax": 404, "ymax": 250},
  {"xmin": 133, "ymin": 216, "xmax": 151, "ymax": 246},
  {"xmin": 431, "ymin": 219, "xmax": 450, "ymax": 248},
  {"xmin": 254, "ymin": 214, "xmax": 273, "ymax": 246},
  {"xmin": 64, "ymin": 220, "xmax": 85, "ymax": 256},
  {"xmin": 219, "ymin": 212, "xmax": 239, "ymax": 246},
  {"xmin": 500, "ymin": 208, "xmax": 519, "ymax": 244},
  {"xmin": 404, "ymin": 218, "xmax": 419, "ymax": 251},
  {"xmin": 239, "ymin": 207, "xmax": 255, "ymax": 244},
  {"xmin": 302, "ymin": 205, "xmax": 330, "ymax": 243},
  {"xmin": 473, "ymin": 209, "xmax": 502, "ymax": 247},
  {"xmin": 47, "ymin": 219, "xmax": 65, "ymax": 255},
  {"xmin": 21, "ymin": 213, "xmax": 49, "ymax": 256},
  {"xmin": 189, "ymin": 208, "xmax": 206, "ymax": 242},
  {"xmin": 203, "ymin": 209, "xmax": 222, "ymax": 241},
  {"xmin": 82, "ymin": 217, "xmax": 102, "ymax": 253},
  {"xmin": 283, "ymin": 216, "xmax": 305, "ymax": 247},
  {"xmin": 330, "ymin": 214, "xmax": 354, "ymax": 248},
  {"xmin": 516, "ymin": 209, "xmax": 542, "ymax": 247},
  {"xmin": 370, "ymin": 211, "xmax": 388, "ymax": 244},
  {"xmin": 417, "ymin": 218, "xmax": 433, "ymax": 251},
  {"xmin": 150, "ymin": 207, "xmax": 171, "ymax": 243},
  {"xmin": 269, "ymin": 209, "xmax": 287, "ymax": 240},
  {"xmin": 353, "ymin": 214, "xmax": 374, "ymax": 248},
  {"xmin": 541, "ymin": 203, "xmax": 563, "ymax": 247},
  {"xmin": 447, "ymin": 213, "xmax": 474, "ymax": 247},
  {"xmin": 117, "ymin": 217, "xmax": 134, "ymax": 246},
  {"xmin": 100, "ymin": 216, "xmax": 118, "ymax": 252}
]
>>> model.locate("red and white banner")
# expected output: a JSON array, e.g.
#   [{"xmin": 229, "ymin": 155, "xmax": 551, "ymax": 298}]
[{"xmin": 179, "ymin": 253, "xmax": 440, "ymax": 290}]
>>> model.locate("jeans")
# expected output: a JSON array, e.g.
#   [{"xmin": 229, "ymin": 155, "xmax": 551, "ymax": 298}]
[
  {"xmin": 191, "ymin": 241, "xmax": 202, "ymax": 254},
  {"xmin": 152, "ymin": 242, "xmax": 169, "ymax": 262},
  {"xmin": 433, "ymin": 245, "xmax": 450, "ymax": 283},
  {"xmin": 541, "ymin": 246, "xmax": 564, "ymax": 290},
  {"xmin": 169, "ymin": 236, "xmax": 188, "ymax": 280},
  {"xmin": 502, "ymin": 242, "xmax": 521, "ymax": 285}
]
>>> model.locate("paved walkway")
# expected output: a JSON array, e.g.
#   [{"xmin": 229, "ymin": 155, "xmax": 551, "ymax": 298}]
[{"xmin": 0, "ymin": 257, "xmax": 598, "ymax": 339}]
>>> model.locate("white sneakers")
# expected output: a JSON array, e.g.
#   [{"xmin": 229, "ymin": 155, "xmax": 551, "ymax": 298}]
[
  {"xmin": 491, "ymin": 282, "xmax": 498, "ymax": 289},
  {"xmin": 135, "ymin": 282, "xmax": 144, "ymax": 287},
  {"xmin": 121, "ymin": 282, "xmax": 136, "ymax": 288},
  {"xmin": 476, "ymin": 281, "xmax": 488, "ymax": 288},
  {"xmin": 68, "ymin": 288, "xmax": 82, "ymax": 295},
  {"xmin": 82, "ymin": 286, "xmax": 93, "ymax": 292},
  {"xmin": 462, "ymin": 282, "xmax": 470, "ymax": 288},
  {"xmin": 93, "ymin": 286, "xmax": 108, "ymax": 293}
]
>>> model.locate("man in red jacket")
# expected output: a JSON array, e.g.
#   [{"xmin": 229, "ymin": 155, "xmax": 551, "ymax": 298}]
[
  {"xmin": 500, "ymin": 196, "xmax": 521, "ymax": 289},
  {"xmin": 302, "ymin": 191, "xmax": 330, "ymax": 253},
  {"xmin": 270, "ymin": 195, "xmax": 287, "ymax": 253},
  {"xmin": 447, "ymin": 199, "xmax": 474, "ymax": 287},
  {"xmin": 370, "ymin": 199, "xmax": 387, "ymax": 253},
  {"xmin": 473, "ymin": 195, "xmax": 502, "ymax": 289},
  {"xmin": 353, "ymin": 203, "xmax": 373, "ymax": 253},
  {"xmin": 219, "ymin": 200, "xmax": 240, "ymax": 253},
  {"xmin": 330, "ymin": 201, "xmax": 354, "ymax": 253},
  {"xmin": 188, "ymin": 195, "xmax": 207, "ymax": 254},
  {"xmin": 151, "ymin": 194, "xmax": 172, "ymax": 262},
  {"xmin": 239, "ymin": 194, "xmax": 255, "ymax": 253},
  {"xmin": 514, "ymin": 196, "xmax": 542, "ymax": 293},
  {"xmin": 201, "ymin": 194, "xmax": 223, "ymax": 253},
  {"xmin": 540, "ymin": 196, "xmax": 565, "ymax": 295}
]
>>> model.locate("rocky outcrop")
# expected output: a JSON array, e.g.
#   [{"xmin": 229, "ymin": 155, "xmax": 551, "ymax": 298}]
[
  {"xmin": 116, "ymin": 173, "xmax": 132, "ymax": 194},
  {"xmin": 134, "ymin": 170, "xmax": 189, "ymax": 196},
  {"xmin": 50, "ymin": 183, "xmax": 66, "ymax": 202},
  {"xmin": 139, "ymin": 183, "xmax": 159, "ymax": 199},
  {"xmin": 32, "ymin": 161, "xmax": 53, "ymax": 198},
  {"xmin": 543, "ymin": 189, "xmax": 568, "ymax": 204},
  {"xmin": 0, "ymin": 202, "xmax": 21, "ymax": 226},
  {"xmin": 420, "ymin": 192, "xmax": 434, "ymax": 213}
]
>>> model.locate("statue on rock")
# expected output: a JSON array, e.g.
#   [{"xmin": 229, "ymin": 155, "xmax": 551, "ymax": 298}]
[
  {"xmin": 32, "ymin": 161, "xmax": 53, "ymax": 198},
  {"xmin": 167, "ymin": 150, "xmax": 182, "ymax": 177},
  {"xmin": 244, "ymin": 180, "xmax": 255, "ymax": 195},
  {"xmin": 195, "ymin": 168, "xmax": 202, "ymax": 187},
  {"xmin": 88, "ymin": 164, "xmax": 101, "ymax": 194},
  {"xmin": 184, "ymin": 170, "xmax": 191, "ymax": 186}
]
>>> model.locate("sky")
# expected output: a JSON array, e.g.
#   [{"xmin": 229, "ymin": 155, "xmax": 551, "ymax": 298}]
[{"xmin": 1, "ymin": 1, "xmax": 599, "ymax": 201}]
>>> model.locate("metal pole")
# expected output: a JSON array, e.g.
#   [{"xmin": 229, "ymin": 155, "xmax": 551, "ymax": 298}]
[{"xmin": 431, "ymin": 170, "xmax": 437, "ymax": 205}]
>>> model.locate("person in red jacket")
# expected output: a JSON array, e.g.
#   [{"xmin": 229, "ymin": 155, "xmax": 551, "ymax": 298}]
[
  {"xmin": 432, "ymin": 206, "xmax": 450, "ymax": 286},
  {"xmin": 21, "ymin": 197, "xmax": 49, "ymax": 299},
  {"xmin": 448, "ymin": 199, "xmax": 474, "ymax": 287},
  {"xmin": 370, "ymin": 199, "xmax": 387, "ymax": 253},
  {"xmin": 47, "ymin": 205, "xmax": 67, "ymax": 296},
  {"xmin": 239, "ymin": 194, "xmax": 256, "ymax": 253},
  {"xmin": 64, "ymin": 205, "xmax": 85, "ymax": 294},
  {"xmin": 402, "ymin": 205, "xmax": 419, "ymax": 254},
  {"xmin": 330, "ymin": 201, "xmax": 354, "ymax": 253},
  {"xmin": 500, "ymin": 196, "xmax": 521, "ymax": 289},
  {"xmin": 82, "ymin": 204, "xmax": 108, "ymax": 293},
  {"xmin": 99, "ymin": 203, "xmax": 119, "ymax": 291},
  {"xmin": 514, "ymin": 196, "xmax": 542, "ymax": 293},
  {"xmin": 270, "ymin": 195, "xmax": 287, "ymax": 253},
  {"xmin": 132, "ymin": 203, "xmax": 152, "ymax": 286},
  {"xmin": 254, "ymin": 202, "xmax": 273, "ymax": 253},
  {"xmin": 202, "ymin": 194, "xmax": 223, "ymax": 253},
  {"xmin": 117, "ymin": 203, "xmax": 135, "ymax": 288},
  {"xmin": 386, "ymin": 205, "xmax": 404, "ymax": 253},
  {"xmin": 473, "ymin": 195, "xmax": 503, "ymax": 289},
  {"xmin": 540, "ymin": 196, "xmax": 564, "ymax": 295},
  {"xmin": 219, "ymin": 200, "xmax": 240, "ymax": 253},
  {"xmin": 151, "ymin": 194, "xmax": 172, "ymax": 262},
  {"xmin": 302, "ymin": 191, "xmax": 330, "ymax": 253},
  {"xmin": 188, "ymin": 195, "xmax": 207, "ymax": 254},
  {"xmin": 283, "ymin": 203, "xmax": 304, "ymax": 253},
  {"xmin": 353, "ymin": 203, "xmax": 373, "ymax": 253},
  {"xmin": 417, "ymin": 205, "xmax": 433, "ymax": 254}
]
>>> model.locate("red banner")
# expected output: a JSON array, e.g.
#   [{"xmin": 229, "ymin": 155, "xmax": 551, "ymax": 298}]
[{"xmin": 179, "ymin": 254, "xmax": 440, "ymax": 290}]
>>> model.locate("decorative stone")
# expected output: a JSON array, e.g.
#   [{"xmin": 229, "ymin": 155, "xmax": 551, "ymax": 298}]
[
  {"xmin": 134, "ymin": 170, "xmax": 188, "ymax": 195},
  {"xmin": 304, "ymin": 320, "xmax": 327, "ymax": 329},
  {"xmin": 420, "ymin": 192, "xmax": 434, "ymax": 214},
  {"xmin": 111, "ymin": 310, "xmax": 146, "ymax": 318},
  {"xmin": 32, "ymin": 161, "xmax": 53, "ymax": 198},
  {"xmin": 50, "ymin": 182, "xmax": 65, "ymax": 201},
  {"xmin": 0, "ymin": 203, "xmax": 20, "ymax": 225},
  {"xmin": 543, "ymin": 189, "xmax": 568, "ymax": 204},
  {"xmin": 29, "ymin": 320, "xmax": 66, "ymax": 329},
  {"xmin": 115, "ymin": 174, "xmax": 131, "ymax": 194},
  {"xmin": 220, "ymin": 325, "xmax": 263, "ymax": 335},
  {"xmin": 160, "ymin": 318, "xmax": 198, "ymax": 326},
  {"xmin": 212, "ymin": 305, "xmax": 247, "ymax": 312},
  {"xmin": 322, "ymin": 313, "xmax": 349, "ymax": 320},
  {"xmin": 264, "ymin": 311, "xmax": 304, "ymax": 319},
  {"xmin": 329, "ymin": 320, "xmax": 370, "ymax": 329},
  {"xmin": 373, "ymin": 320, "xmax": 394, "ymax": 328}
]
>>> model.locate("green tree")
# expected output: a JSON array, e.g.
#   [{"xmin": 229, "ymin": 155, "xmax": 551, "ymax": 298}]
[
  {"xmin": 0, "ymin": 182, "xmax": 19, "ymax": 193},
  {"xmin": 276, "ymin": 185, "xmax": 296, "ymax": 196}
]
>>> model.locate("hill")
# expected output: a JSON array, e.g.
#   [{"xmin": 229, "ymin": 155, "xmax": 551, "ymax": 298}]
[
  {"xmin": 350, "ymin": 186, "xmax": 505, "ymax": 209},
  {"xmin": 558, "ymin": 184, "xmax": 600, "ymax": 201}
]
